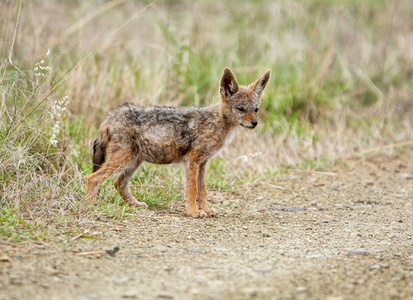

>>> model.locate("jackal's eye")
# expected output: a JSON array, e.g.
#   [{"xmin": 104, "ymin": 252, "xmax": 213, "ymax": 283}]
[
  {"xmin": 237, "ymin": 107, "xmax": 245, "ymax": 112},
  {"xmin": 254, "ymin": 107, "xmax": 259, "ymax": 112}
]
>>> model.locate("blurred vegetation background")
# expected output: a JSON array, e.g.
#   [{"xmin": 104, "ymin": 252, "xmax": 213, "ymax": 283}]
[{"xmin": 1, "ymin": 0, "xmax": 413, "ymax": 231}]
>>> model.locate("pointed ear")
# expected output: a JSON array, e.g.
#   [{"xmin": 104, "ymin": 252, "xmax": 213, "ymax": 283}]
[
  {"xmin": 220, "ymin": 68, "xmax": 239, "ymax": 98},
  {"xmin": 251, "ymin": 70, "xmax": 271, "ymax": 97}
]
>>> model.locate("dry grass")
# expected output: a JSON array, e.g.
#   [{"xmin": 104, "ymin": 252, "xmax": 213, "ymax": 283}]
[{"xmin": 1, "ymin": 0, "xmax": 413, "ymax": 239}]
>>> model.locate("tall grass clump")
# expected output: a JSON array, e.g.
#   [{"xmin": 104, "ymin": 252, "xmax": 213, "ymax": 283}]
[{"xmin": 0, "ymin": 49, "xmax": 84, "ymax": 222}]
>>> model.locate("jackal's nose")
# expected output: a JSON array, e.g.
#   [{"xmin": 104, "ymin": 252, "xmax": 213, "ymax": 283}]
[{"xmin": 251, "ymin": 121, "xmax": 258, "ymax": 127}]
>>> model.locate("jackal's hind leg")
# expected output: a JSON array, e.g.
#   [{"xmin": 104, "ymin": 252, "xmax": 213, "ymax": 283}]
[
  {"xmin": 114, "ymin": 159, "xmax": 148, "ymax": 209},
  {"xmin": 86, "ymin": 158, "xmax": 121, "ymax": 204}
]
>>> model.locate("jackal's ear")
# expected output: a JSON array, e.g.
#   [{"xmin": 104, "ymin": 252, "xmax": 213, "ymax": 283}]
[
  {"xmin": 251, "ymin": 70, "xmax": 271, "ymax": 98},
  {"xmin": 220, "ymin": 68, "xmax": 239, "ymax": 98}
]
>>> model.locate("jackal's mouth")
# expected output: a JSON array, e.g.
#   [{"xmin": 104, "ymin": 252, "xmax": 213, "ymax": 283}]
[{"xmin": 240, "ymin": 124, "xmax": 256, "ymax": 129}]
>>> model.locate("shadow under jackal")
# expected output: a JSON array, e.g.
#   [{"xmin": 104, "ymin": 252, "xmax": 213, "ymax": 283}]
[{"xmin": 86, "ymin": 67, "xmax": 270, "ymax": 218}]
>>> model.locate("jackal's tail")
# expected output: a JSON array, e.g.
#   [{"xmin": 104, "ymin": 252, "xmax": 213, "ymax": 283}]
[{"xmin": 92, "ymin": 135, "xmax": 106, "ymax": 173}]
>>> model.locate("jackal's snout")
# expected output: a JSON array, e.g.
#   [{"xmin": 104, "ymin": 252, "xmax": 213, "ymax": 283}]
[{"xmin": 241, "ymin": 119, "xmax": 258, "ymax": 129}]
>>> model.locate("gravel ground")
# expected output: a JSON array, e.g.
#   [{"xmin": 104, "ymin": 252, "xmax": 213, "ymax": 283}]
[{"xmin": 1, "ymin": 149, "xmax": 413, "ymax": 300}]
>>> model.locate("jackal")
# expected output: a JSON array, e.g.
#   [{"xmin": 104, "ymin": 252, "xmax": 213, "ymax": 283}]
[{"xmin": 86, "ymin": 67, "xmax": 270, "ymax": 218}]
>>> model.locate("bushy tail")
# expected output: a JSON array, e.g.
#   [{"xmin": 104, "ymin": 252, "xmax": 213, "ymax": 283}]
[{"xmin": 92, "ymin": 136, "xmax": 106, "ymax": 173}]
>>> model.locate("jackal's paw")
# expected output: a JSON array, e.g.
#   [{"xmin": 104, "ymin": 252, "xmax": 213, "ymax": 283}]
[
  {"xmin": 129, "ymin": 199, "xmax": 149, "ymax": 209},
  {"xmin": 204, "ymin": 208, "xmax": 218, "ymax": 217},
  {"xmin": 188, "ymin": 209, "xmax": 208, "ymax": 218}
]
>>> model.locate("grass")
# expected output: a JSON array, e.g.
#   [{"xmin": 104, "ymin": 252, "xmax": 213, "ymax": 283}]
[
  {"xmin": 0, "ymin": 208, "xmax": 46, "ymax": 242},
  {"xmin": 1, "ymin": 0, "xmax": 413, "ymax": 241}
]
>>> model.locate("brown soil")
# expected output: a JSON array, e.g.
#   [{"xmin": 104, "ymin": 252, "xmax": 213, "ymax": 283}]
[{"xmin": 1, "ymin": 150, "xmax": 413, "ymax": 300}]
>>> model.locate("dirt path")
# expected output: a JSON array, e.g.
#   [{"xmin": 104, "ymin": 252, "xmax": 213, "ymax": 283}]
[{"xmin": 1, "ymin": 150, "xmax": 413, "ymax": 300}]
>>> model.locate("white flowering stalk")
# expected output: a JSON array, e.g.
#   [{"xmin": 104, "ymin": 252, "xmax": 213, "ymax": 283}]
[
  {"xmin": 71, "ymin": 148, "xmax": 79, "ymax": 159},
  {"xmin": 49, "ymin": 96, "xmax": 69, "ymax": 120},
  {"xmin": 34, "ymin": 49, "xmax": 51, "ymax": 85},
  {"xmin": 50, "ymin": 121, "xmax": 60, "ymax": 147},
  {"xmin": 49, "ymin": 96, "xmax": 69, "ymax": 147}
]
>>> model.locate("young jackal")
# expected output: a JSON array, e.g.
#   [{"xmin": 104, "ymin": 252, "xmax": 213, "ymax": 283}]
[{"xmin": 86, "ymin": 68, "xmax": 270, "ymax": 218}]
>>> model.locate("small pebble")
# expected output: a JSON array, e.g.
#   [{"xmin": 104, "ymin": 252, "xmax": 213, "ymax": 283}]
[
  {"xmin": 347, "ymin": 250, "xmax": 370, "ymax": 257},
  {"xmin": 105, "ymin": 246, "xmax": 120, "ymax": 257},
  {"xmin": 0, "ymin": 254, "xmax": 11, "ymax": 262},
  {"xmin": 186, "ymin": 249, "xmax": 208, "ymax": 254},
  {"xmin": 10, "ymin": 275, "xmax": 21, "ymax": 285},
  {"xmin": 122, "ymin": 292, "xmax": 138, "ymax": 299},
  {"xmin": 156, "ymin": 292, "xmax": 173, "ymax": 299},
  {"xmin": 402, "ymin": 173, "xmax": 413, "ymax": 179},
  {"xmin": 253, "ymin": 268, "xmax": 272, "ymax": 273}
]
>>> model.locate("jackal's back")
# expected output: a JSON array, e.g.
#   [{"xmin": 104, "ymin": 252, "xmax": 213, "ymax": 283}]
[{"xmin": 100, "ymin": 103, "xmax": 224, "ymax": 164}]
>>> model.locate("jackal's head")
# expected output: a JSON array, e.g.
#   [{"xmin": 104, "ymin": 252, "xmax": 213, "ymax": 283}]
[{"xmin": 219, "ymin": 67, "xmax": 270, "ymax": 129}]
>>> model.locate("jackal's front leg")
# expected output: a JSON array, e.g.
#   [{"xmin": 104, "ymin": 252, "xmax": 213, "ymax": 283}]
[
  {"xmin": 184, "ymin": 159, "xmax": 207, "ymax": 218},
  {"xmin": 197, "ymin": 161, "xmax": 217, "ymax": 217}
]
